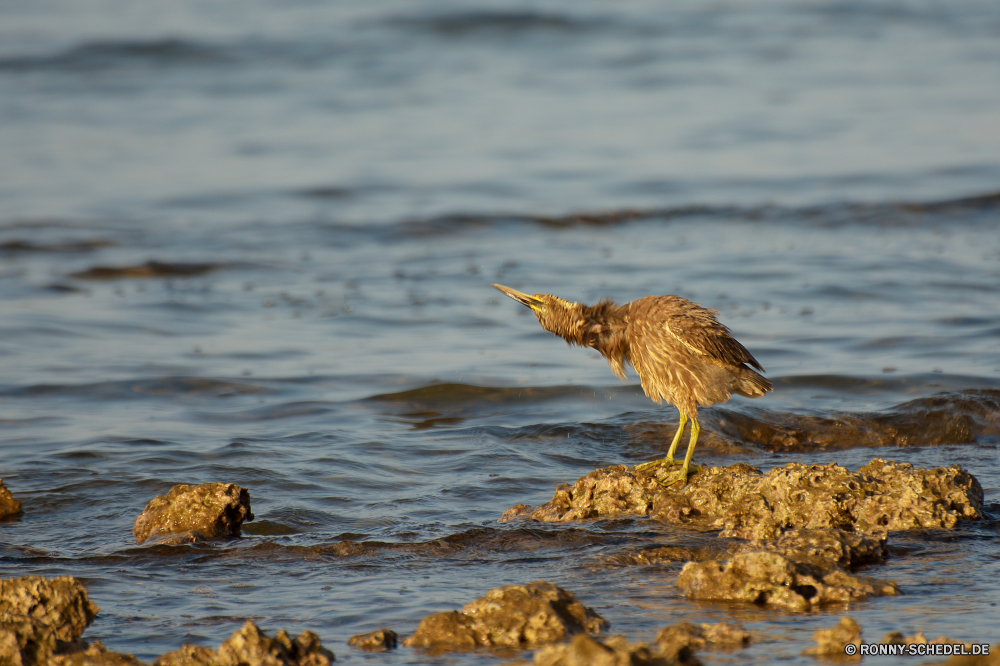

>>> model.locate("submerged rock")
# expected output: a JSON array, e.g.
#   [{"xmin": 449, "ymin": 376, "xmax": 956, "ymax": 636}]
[
  {"xmin": 347, "ymin": 628, "xmax": 397, "ymax": 652},
  {"xmin": 677, "ymin": 529, "xmax": 898, "ymax": 611},
  {"xmin": 532, "ymin": 633, "xmax": 699, "ymax": 666},
  {"xmin": 655, "ymin": 622, "xmax": 750, "ymax": 651},
  {"xmin": 403, "ymin": 582, "xmax": 607, "ymax": 651},
  {"xmin": 0, "ymin": 576, "xmax": 100, "ymax": 666},
  {"xmin": 133, "ymin": 483, "xmax": 254, "ymax": 544},
  {"xmin": 802, "ymin": 617, "xmax": 862, "ymax": 660},
  {"xmin": 154, "ymin": 621, "xmax": 334, "ymax": 666},
  {"xmin": 49, "ymin": 641, "xmax": 147, "ymax": 665},
  {"xmin": 0, "ymin": 480, "xmax": 22, "ymax": 520},
  {"xmin": 503, "ymin": 459, "xmax": 982, "ymax": 538}
]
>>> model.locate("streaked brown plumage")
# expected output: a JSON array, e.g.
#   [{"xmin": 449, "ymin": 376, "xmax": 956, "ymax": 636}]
[{"xmin": 492, "ymin": 283, "xmax": 772, "ymax": 486}]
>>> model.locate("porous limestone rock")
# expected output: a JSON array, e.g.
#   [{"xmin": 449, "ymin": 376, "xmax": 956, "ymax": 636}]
[
  {"xmin": 502, "ymin": 459, "xmax": 982, "ymax": 539},
  {"xmin": 0, "ymin": 576, "xmax": 100, "ymax": 666},
  {"xmin": 802, "ymin": 617, "xmax": 862, "ymax": 660},
  {"xmin": 50, "ymin": 641, "xmax": 148, "ymax": 665},
  {"xmin": 347, "ymin": 628, "xmax": 397, "ymax": 652},
  {"xmin": 0, "ymin": 480, "xmax": 22, "ymax": 520},
  {"xmin": 532, "ymin": 633, "xmax": 699, "ymax": 666},
  {"xmin": 154, "ymin": 621, "xmax": 334, "ymax": 666},
  {"xmin": 676, "ymin": 528, "xmax": 898, "ymax": 610},
  {"xmin": 654, "ymin": 622, "xmax": 750, "ymax": 651},
  {"xmin": 403, "ymin": 582, "xmax": 607, "ymax": 651},
  {"xmin": 133, "ymin": 483, "xmax": 254, "ymax": 544}
]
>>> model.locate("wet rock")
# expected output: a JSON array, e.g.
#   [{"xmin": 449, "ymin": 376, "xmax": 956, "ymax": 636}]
[
  {"xmin": 600, "ymin": 544, "xmax": 732, "ymax": 566},
  {"xmin": 677, "ymin": 531, "xmax": 900, "ymax": 611},
  {"xmin": 532, "ymin": 634, "xmax": 699, "ymax": 666},
  {"xmin": 655, "ymin": 622, "xmax": 750, "ymax": 651},
  {"xmin": 347, "ymin": 628, "xmax": 397, "ymax": 652},
  {"xmin": 403, "ymin": 582, "xmax": 607, "ymax": 651},
  {"xmin": 802, "ymin": 617, "xmax": 862, "ymax": 660},
  {"xmin": 930, "ymin": 647, "xmax": 1000, "ymax": 666},
  {"xmin": 0, "ymin": 576, "xmax": 99, "ymax": 666},
  {"xmin": 133, "ymin": 483, "xmax": 254, "ymax": 544},
  {"xmin": 0, "ymin": 480, "xmax": 22, "ymax": 520},
  {"xmin": 50, "ymin": 641, "xmax": 148, "ymax": 665},
  {"xmin": 71, "ymin": 261, "xmax": 219, "ymax": 280},
  {"xmin": 503, "ymin": 459, "xmax": 982, "ymax": 539},
  {"xmin": 154, "ymin": 621, "xmax": 334, "ymax": 666}
]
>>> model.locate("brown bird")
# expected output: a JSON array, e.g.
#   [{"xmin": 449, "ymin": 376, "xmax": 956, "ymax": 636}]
[{"xmin": 492, "ymin": 283, "xmax": 772, "ymax": 486}]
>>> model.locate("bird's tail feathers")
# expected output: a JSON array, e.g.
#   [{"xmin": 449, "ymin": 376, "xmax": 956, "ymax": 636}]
[{"xmin": 734, "ymin": 367, "xmax": 773, "ymax": 398}]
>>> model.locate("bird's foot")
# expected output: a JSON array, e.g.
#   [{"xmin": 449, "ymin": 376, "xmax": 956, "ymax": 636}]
[
  {"xmin": 654, "ymin": 465, "xmax": 700, "ymax": 489},
  {"xmin": 633, "ymin": 457, "xmax": 677, "ymax": 472}
]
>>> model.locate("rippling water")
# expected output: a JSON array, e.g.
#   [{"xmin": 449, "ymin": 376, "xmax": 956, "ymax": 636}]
[{"xmin": 1, "ymin": 1, "xmax": 999, "ymax": 663}]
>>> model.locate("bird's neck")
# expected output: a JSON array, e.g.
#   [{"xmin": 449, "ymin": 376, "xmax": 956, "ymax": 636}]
[{"xmin": 546, "ymin": 300, "xmax": 630, "ymax": 379}]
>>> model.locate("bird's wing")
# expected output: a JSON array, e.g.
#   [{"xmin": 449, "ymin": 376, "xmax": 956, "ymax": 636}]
[{"xmin": 661, "ymin": 297, "xmax": 765, "ymax": 372}]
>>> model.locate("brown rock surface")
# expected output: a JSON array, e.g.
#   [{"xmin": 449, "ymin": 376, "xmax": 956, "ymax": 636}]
[
  {"xmin": 154, "ymin": 621, "xmax": 334, "ymax": 666},
  {"xmin": 133, "ymin": 483, "xmax": 254, "ymax": 544},
  {"xmin": 532, "ymin": 634, "xmax": 699, "ymax": 666},
  {"xmin": 347, "ymin": 628, "xmax": 398, "ymax": 652},
  {"xmin": 503, "ymin": 459, "xmax": 982, "ymax": 538},
  {"xmin": 0, "ymin": 576, "xmax": 100, "ymax": 666},
  {"xmin": 676, "ymin": 529, "xmax": 899, "ymax": 611},
  {"xmin": 50, "ymin": 641, "xmax": 148, "ymax": 665},
  {"xmin": 802, "ymin": 617, "xmax": 862, "ymax": 660},
  {"xmin": 0, "ymin": 480, "xmax": 22, "ymax": 520},
  {"xmin": 403, "ymin": 582, "xmax": 607, "ymax": 651},
  {"xmin": 655, "ymin": 622, "xmax": 750, "ymax": 651}
]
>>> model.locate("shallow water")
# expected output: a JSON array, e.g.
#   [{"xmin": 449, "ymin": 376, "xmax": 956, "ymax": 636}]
[{"xmin": 1, "ymin": 0, "xmax": 1000, "ymax": 663}]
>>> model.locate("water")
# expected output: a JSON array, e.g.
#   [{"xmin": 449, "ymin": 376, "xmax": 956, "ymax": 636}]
[{"xmin": 1, "ymin": 1, "xmax": 999, "ymax": 663}]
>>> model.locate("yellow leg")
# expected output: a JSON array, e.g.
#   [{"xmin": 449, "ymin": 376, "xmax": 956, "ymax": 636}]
[
  {"xmin": 634, "ymin": 411, "xmax": 687, "ymax": 471},
  {"xmin": 660, "ymin": 418, "xmax": 700, "ymax": 488}
]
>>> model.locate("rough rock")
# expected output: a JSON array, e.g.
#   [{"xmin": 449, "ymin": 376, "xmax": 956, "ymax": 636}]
[
  {"xmin": 655, "ymin": 622, "xmax": 750, "ymax": 651},
  {"xmin": 0, "ymin": 576, "xmax": 100, "ymax": 666},
  {"xmin": 802, "ymin": 617, "xmax": 862, "ymax": 660},
  {"xmin": 133, "ymin": 483, "xmax": 254, "ymax": 544},
  {"xmin": 502, "ymin": 459, "xmax": 981, "ymax": 539},
  {"xmin": 676, "ymin": 529, "xmax": 899, "ymax": 610},
  {"xmin": 347, "ymin": 628, "xmax": 397, "ymax": 652},
  {"xmin": 532, "ymin": 634, "xmax": 699, "ymax": 666},
  {"xmin": 154, "ymin": 621, "xmax": 334, "ymax": 666},
  {"xmin": 930, "ymin": 648, "xmax": 1000, "ymax": 666},
  {"xmin": 600, "ymin": 544, "xmax": 732, "ymax": 567},
  {"xmin": 50, "ymin": 641, "xmax": 148, "ymax": 665},
  {"xmin": 0, "ymin": 480, "xmax": 22, "ymax": 520},
  {"xmin": 403, "ymin": 582, "xmax": 607, "ymax": 651}
]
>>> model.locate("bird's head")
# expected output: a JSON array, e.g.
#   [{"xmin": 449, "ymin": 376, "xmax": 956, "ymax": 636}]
[{"xmin": 491, "ymin": 283, "xmax": 581, "ymax": 338}]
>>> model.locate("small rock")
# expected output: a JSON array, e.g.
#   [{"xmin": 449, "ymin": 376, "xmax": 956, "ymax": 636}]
[
  {"xmin": 154, "ymin": 621, "xmax": 334, "ymax": 666},
  {"xmin": 133, "ymin": 483, "xmax": 254, "ymax": 544},
  {"xmin": 0, "ymin": 480, "xmax": 22, "ymax": 520},
  {"xmin": 532, "ymin": 634, "xmax": 699, "ymax": 666},
  {"xmin": 347, "ymin": 628, "xmax": 397, "ymax": 652},
  {"xmin": 802, "ymin": 617, "xmax": 862, "ymax": 660},
  {"xmin": 655, "ymin": 622, "xmax": 750, "ymax": 651},
  {"xmin": 403, "ymin": 582, "xmax": 607, "ymax": 651},
  {"xmin": 50, "ymin": 641, "xmax": 148, "ymax": 665}
]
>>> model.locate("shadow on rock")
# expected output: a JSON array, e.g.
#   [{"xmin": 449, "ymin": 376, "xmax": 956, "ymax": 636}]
[{"xmin": 133, "ymin": 483, "xmax": 254, "ymax": 544}]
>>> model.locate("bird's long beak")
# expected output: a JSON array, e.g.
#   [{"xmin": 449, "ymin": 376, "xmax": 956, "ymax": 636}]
[{"xmin": 492, "ymin": 283, "xmax": 543, "ymax": 309}]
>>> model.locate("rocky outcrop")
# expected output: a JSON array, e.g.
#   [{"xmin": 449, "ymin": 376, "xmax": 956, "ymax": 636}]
[
  {"xmin": 0, "ymin": 576, "xmax": 100, "ymax": 666},
  {"xmin": 154, "ymin": 621, "xmax": 334, "ymax": 666},
  {"xmin": 502, "ymin": 459, "xmax": 982, "ymax": 539},
  {"xmin": 677, "ymin": 528, "xmax": 898, "ymax": 611},
  {"xmin": 403, "ymin": 582, "xmax": 607, "ymax": 651},
  {"xmin": 133, "ymin": 483, "xmax": 254, "ymax": 544},
  {"xmin": 802, "ymin": 617, "xmax": 863, "ymax": 660},
  {"xmin": 530, "ymin": 633, "xmax": 700, "ymax": 666},
  {"xmin": 49, "ymin": 641, "xmax": 148, "ymax": 665},
  {"xmin": 654, "ymin": 622, "xmax": 750, "ymax": 651},
  {"xmin": 0, "ymin": 480, "xmax": 22, "ymax": 520},
  {"xmin": 347, "ymin": 629, "xmax": 397, "ymax": 652}
]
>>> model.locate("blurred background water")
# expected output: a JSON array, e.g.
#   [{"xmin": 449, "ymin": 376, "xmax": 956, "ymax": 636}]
[{"xmin": 1, "ymin": 0, "xmax": 999, "ymax": 663}]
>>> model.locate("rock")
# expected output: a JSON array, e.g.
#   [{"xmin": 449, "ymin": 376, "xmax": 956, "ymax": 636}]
[
  {"xmin": 133, "ymin": 483, "xmax": 254, "ymax": 544},
  {"xmin": 503, "ymin": 459, "xmax": 982, "ymax": 539},
  {"xmin": 802, "ymin": 617, "xmax": 862, "ymax": 660},
  {"xmin": 676, "ymin": 530, "xmax": 899, "ymax": 611},
  {"xmin": 50, "ymin": 641, "xmax": 148, "ymax": 665},
  {"xmin": 532, "ymin": 634, "xmax": 699, "ymax": 666},
  {"xmin": 655, "ymin": 622, "xmax": 750, "ymax": 651},
  {"xmin": 403, "ymin": 582, "xmax": 608, "ymax": 651},
  {"xmin": 347, "ymin": 628, "xmax": 397, "ymax": 652},
  {"xmin": 600, "ymin": 544, "xmax": 731, "ymax": 566},
  {"xmin": 0, "ymin": 480, "xmax": 22, "ymax": 520},
  {"xmin": 0, "ymin": 576, "xmax": 100, "ymax": 666},
  {"xmin": 154, "ymin": 621, "xmax": 334, "ymax": 666},
  {"xmin": 931, "ymin": 648, "xmax": 1000, "ymax": 666}
]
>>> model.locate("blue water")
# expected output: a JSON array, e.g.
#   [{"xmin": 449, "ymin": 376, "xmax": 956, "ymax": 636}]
[{"xmin": 1, "ymin": 1, "xmax": 999, "ymax": 663}]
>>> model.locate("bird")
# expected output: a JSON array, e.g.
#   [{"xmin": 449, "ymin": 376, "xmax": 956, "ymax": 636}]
[{"xmin": 491, "ymin": 283, "xmax": 772, "ymax": 487}]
